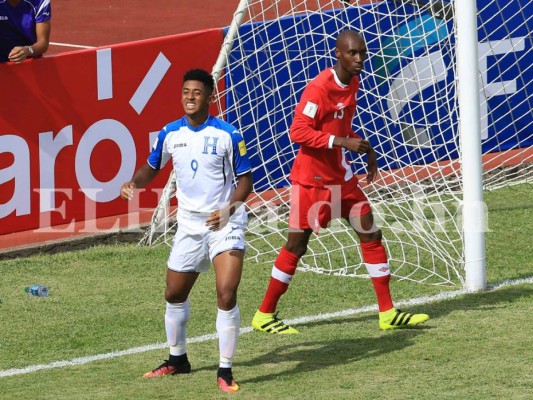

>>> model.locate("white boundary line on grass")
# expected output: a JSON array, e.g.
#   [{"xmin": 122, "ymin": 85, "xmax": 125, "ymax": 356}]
[{"xmin": 1, "ymin": 276, "xmax": 531, "ymax": 379}]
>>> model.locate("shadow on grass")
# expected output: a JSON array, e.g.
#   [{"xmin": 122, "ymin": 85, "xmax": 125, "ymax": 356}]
[
  {"xmin": 191, "ymin": 285, "xmax": 531, "ymax": 384},
  {"xmin": 422, "ymin": 285, "xmax": 532, "ymax": 320},
  {"xmin": 239, "ymin": 329, "xmax": 424, "ymax": 384}
]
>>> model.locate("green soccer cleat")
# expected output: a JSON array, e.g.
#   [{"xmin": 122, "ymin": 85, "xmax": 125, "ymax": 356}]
[
  {"xmin": 252, "ymin": 310, "xmax": 299, "ymax": 334},
  {"xmin": 379, "ymin": 308, "xmax": 430, "ymax": 330}
]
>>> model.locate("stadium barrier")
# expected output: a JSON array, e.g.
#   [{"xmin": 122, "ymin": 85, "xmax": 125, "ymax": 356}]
[{"xmin": 0, "ymin": 29, "xmax": 223, "ymax": 235}]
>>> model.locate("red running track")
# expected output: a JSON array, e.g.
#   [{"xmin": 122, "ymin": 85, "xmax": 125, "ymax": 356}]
[{"xmin": 47, "ymin": 0, "xmax": 240, "ymax": 55}]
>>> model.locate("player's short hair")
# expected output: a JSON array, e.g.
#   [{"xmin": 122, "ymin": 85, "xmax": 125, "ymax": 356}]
[
  {"xmin": 183, "ymin": 69, "xmax": 215, "ymax": 94},
  {"xmin": 335, "ymin": 30, "xmax": 364, "ymax": 47}
]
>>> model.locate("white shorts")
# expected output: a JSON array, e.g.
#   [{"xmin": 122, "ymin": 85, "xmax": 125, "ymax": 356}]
[{"xmin": 167, "ymin": 207, "xmax": 247, "ymax": 273}]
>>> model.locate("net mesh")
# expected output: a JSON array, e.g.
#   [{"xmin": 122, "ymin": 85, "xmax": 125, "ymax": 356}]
[{"xmin": 141, "ymin": 0, "xmax": 532, "ymax": 287}]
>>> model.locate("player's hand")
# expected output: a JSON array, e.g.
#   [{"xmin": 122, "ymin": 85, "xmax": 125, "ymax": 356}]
[
  {"xmin": 341, "ymin": 137, "xmax": 370, "ymax": 154},
  {"xmin": 366, "ymin": 148, "xmax": 378, "ymax": 183},
  {"xmin": 120, "ymin": 182, "xmax": 135, "ymax": 200},
  {"xmin": 206, "ymin": 207, "xmax": 231, "ymax": 231},
  {"xmin": 8, "ymin": 46, "xmax": 30, "ymax": 64}
]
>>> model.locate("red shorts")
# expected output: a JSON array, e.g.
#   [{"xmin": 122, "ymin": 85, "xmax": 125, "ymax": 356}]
[{"xmin": 288, "ymin": 179, "xmax": 371, "ymax": 232}]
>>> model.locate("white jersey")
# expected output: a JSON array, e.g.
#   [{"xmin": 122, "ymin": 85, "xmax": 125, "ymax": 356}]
[{"xmin": 148, "ymin": 115, "xmax": 251, "ymax": 213}]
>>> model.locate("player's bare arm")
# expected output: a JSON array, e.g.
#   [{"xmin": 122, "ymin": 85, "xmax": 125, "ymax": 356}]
[
  {"xmin": 120, "ymin": 163, "xmax": 159, "ymax": 200},
  {"xmin": 206, "ymin": 171, "xmax": 253, "ymax": 231},
  {"xmin": 333, "ymin": 136, "xmax": 370, "ymax": 154},
  {"xmin": 366, "ymin": 147, "xmax": 378, "ymax": 183},
  {"xmin": 8, "ymin": 21, "xmax": 51, "ymax": 63},
  {"xmin": 333, "ymin": 136, "xmax": 378, "ymax": 182}
]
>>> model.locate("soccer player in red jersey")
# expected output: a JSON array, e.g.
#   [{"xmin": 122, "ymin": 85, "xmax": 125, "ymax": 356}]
[{"xmin": 251, "ymin": 30, "xmax": 430, "ymax": 333}]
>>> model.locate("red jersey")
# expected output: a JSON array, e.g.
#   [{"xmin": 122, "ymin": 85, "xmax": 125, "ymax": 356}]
[{"xmin": 289, "ymin": 68, "xmax": 361, "ymax": 187}]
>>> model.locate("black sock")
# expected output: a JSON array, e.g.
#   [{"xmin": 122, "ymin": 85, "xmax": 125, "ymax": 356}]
[
  {"xmin": 169, "ymin": 353, "xmax": 188, "ymax": 366},
  {"xmin": 217, "ymin": 367, "xmax": 233, "ymax": 380}
]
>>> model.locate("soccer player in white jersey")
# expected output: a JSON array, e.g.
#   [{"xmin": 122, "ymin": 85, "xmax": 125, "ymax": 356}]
[{"xmin": 121, "ymin": 69, "xmax": 253, "ymax": 393}]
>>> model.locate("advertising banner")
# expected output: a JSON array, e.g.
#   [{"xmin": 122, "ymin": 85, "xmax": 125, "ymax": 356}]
[{"xmin": 0, "ymin": 29, "xmax": 223, "ymax": 234}]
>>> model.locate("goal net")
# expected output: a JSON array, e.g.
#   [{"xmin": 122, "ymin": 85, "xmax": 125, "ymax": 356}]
[{"xmin": 141, "ymin": 0, "xmax": 532, "ymax": 287}]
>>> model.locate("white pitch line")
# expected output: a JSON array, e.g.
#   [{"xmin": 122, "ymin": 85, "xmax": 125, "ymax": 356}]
[
  {"xmin": 1, "ymin": 276, "xmax": 531, "ymax": 379},
  {"xmin": 49, "ymin": 41, "xmax": 95, "ymax": 49}
]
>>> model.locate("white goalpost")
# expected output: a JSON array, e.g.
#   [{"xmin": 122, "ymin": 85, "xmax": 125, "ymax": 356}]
[
  {"xmin": 455, "ymin": 0, "xmax": 485, "ymax": 290},
  {"xmin": 141, "ymin": 0, "xmax": 532, "ymax": 290}
]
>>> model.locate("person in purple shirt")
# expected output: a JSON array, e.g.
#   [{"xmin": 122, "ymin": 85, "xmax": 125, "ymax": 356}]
[{"xmin": 0, "ymin": 0, "xmax": 51, "ymax": 63}]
